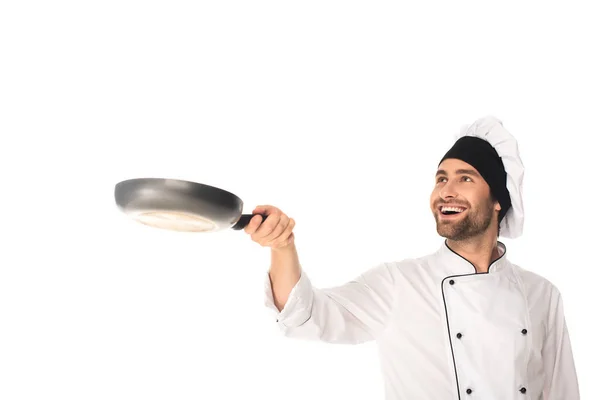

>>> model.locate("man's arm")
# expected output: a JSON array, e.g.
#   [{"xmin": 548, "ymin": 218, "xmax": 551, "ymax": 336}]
[
  {"xmin": 268, "ymin": 241, "xmax": 301, "ymax": 312},
  {"xmin": 264, "ymin": 243, "xmax": 397, "ymax": 344},
  {"xmin": 246, "ymin": 205, "xmax": 397, "ymax": 344},
  {"xmin": 542, "ymin": 289, "xmax": 580, "ymax": 399}
]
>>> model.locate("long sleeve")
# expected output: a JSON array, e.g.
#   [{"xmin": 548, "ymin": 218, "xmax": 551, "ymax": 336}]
[
  {"xmin": 542, "ymin": 290, "xmax": 580, "ymax": 400},
  {"xmin": 264, "ymin": 262, "xmax": 397, "ymax": 344}
]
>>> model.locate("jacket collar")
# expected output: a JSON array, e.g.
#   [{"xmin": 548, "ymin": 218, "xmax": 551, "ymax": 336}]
[{"xmin": 433, "ymin": 239, "xmax": 510, "ymax": 276}]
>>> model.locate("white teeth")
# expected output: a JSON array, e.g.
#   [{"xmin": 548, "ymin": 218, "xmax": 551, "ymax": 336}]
[{"xmin": 441, "ymin": 206, "xmax": 465, "ymax": 213}]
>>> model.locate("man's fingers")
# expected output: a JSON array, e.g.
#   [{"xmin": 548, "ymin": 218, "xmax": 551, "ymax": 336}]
[
  {"xmin": 272, "ymin": 232, "xmax": 295, "ymax": 249},
  {"xmin": 245, "ymin": 206, "xmax": 296, "ymax": 249},
  {"xmin": 270, "ymin": 219, "xmax": 296, "ymax": 248},
  {"xmin": 253, "ymin": 210, "xmax": 281, "ymax": 240},
  {"xmin": 264, "ymin": 215, "xmax": 290, "ymax": 245},
  {"xmin": 244, "ymin": 214, "xmax": 265, "ymax": 235},
  {"xmin": 253, "ymin": 205, "xmax": 269, "ymax": 214}
]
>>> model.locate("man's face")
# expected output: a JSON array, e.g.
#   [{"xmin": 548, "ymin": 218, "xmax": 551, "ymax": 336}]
[{"xmin": 430, "ymin": 158, "xmax": 501, "ymax": 241}]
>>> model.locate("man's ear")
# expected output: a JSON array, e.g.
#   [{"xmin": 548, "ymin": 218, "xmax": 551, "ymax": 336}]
[{"xmin": 494, "ymin": 201, "xmax": 501, "ymax": 212}]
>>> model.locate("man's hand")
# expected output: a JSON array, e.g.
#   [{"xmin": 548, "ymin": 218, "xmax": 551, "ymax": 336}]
[{"xmin": 244, "ymin": 205, "xmax": 295, "ymax": 249}]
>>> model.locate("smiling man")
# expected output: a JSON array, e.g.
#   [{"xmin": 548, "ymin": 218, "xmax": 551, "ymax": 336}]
[
  {"xmin": 431, "ymin": 132, "xmax": 513, "ymax": 273},
  {"xmin": 247, "ymin": 116, "xmax": 580, "ymax": 400}
]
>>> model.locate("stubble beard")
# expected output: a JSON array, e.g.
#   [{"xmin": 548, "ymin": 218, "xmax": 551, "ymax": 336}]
[{"xmin": 435, "ymin": 202, "xmax": 494, "ymax": 241}]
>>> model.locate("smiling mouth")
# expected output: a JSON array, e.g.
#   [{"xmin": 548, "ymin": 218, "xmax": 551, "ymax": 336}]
[{"xmin": 438, "ymin": 206, "xmax": 467, "ymax": 216}]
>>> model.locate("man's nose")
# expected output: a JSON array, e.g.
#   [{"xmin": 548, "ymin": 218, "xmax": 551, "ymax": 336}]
[{"xmin": 439, "ymin": 182, "xmax": 458, "ymax": 199}]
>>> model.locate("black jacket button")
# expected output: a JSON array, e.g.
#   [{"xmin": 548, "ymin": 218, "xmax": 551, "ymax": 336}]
[
  {"xmin": 520, "ymin": 387, "xmax": 527, "ymax": 394},
  {"xmin": 456, "ymin": 333, "xmax": 462, "ymax": 339},
  {"xmin": 521, "ymin": 329, "xmax": 527, "ymax": 335},
  {"xmin": 466, "ymin": 388, "xmax": 472, "ymax": 394},
  {"xmin": 449, "ymin": 279, "xmax": 455, "ymax": 285}
]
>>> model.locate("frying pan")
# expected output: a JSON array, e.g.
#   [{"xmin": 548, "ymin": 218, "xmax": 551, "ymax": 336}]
[{"xmin": 114, "ymin": 178, "xmax": 266, "ymax": 232}]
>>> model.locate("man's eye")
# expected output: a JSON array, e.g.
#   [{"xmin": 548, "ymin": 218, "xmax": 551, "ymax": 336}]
[
  {"xmin": 462, "ymin": 176, "xmax": 473, "ymax": 182},
  {"xmin": 437, "ymin": 177, "xmax": 446, "ymax": 183}
]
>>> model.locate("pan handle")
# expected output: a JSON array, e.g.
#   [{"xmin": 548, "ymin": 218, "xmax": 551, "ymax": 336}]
[{"xmin": 231, "ymin": 213, "xmax": 267, "ymax": 230}]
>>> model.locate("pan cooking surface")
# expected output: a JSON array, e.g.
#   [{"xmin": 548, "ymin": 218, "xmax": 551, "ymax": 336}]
[{"xmin": 131, "ymin": 210, "xmax": 218, "ymax": 232}]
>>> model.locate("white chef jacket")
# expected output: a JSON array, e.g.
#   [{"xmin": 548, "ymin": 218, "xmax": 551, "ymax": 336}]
[{"xmin": 264, "ymin": 240, "xmax": 580, "ymax": 399}]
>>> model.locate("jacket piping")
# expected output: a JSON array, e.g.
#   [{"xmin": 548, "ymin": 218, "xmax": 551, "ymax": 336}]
[{"xmin": 440, "ymin": 240, "xmax": 506, "ymax": 399}]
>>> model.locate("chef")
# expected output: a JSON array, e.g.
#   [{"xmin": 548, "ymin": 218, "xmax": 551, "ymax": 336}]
[{"xmin": 245, "ymin": 116, "xmax": 580, "ymax": 399}]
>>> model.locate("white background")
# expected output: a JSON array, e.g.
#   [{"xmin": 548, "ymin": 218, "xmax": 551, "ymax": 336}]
[{"xmin": 1, "ymin": 1, "xmax": 598, "ymax": 399}]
